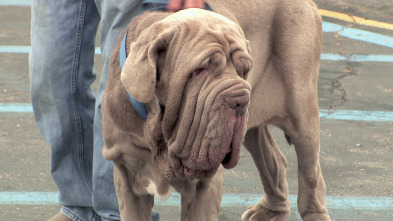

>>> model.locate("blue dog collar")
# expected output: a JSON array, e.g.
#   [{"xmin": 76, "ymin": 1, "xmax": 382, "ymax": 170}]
[
  {"xmin": 120, "ymin": 0, "xmax": 213, "ymax": 121},
  {"xmin": 120, "ymin": 31, "xmax": 149, "ymax": 120},
  {"xmin": 142, "ymin": 0, "xmax": 212, "ymax": 11}
]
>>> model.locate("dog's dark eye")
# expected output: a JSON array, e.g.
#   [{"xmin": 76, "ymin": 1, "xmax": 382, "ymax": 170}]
[{"xmin": 193, "ymin": 68, "xmax": 206, "ymax": 77}]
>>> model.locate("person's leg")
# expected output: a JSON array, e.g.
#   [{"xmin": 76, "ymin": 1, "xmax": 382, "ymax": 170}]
[
  {"xmin": 30, "ymin": 0, "xmax": 100, "ymax": 220},
  {"xmin": 91, "ymin": 1, "xmax": 160, "ymax": 220}
]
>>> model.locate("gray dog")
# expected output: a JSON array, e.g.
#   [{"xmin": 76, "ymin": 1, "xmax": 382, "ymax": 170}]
[{"xmin": 102, "ymin": 1, "xmax": 331, "ymax": 220}]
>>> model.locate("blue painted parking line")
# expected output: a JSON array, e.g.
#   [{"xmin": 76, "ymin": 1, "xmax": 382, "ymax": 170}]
[
  {"xmin": 1, "ymin": 103, "xmax": 393, "ymax": 122},
  {"xmin": 1, "ymin": 22, "xmax": 393, "ymax": 55},
  {"xmin": 2, "ymin": 45, "xmax": 393, "ymax": 63},
  {"xmin": 0, "ymin": 0, "xmax": 30, "ymax": 6},
  {"xmin": 0, "ymin": 45, "xmax": 30, "ymax": 54},
  {"xmin": 319, "ymin": 109, "xmax": 393, "ymax": 122},
  {"xmin": 1, "ymin": 192, "xmax": 392, "ymax": 209},
  {"xmin": 323, "ymin": 21, "xmax": 393, "ymax": 49},
  {"xmin": 0, "ymin": 103, "xmax": 33, "ymax": 112},
  {"xmin": 1, "ymin": 192, "xmax": 392, "ymax": 220},
  {"xmin": 322, "ymin": 53, "xmax": 393, "ymax": 62},
  {"xmin": 0, "ymin": 45, "xmax": 102, "ymax": 55}
]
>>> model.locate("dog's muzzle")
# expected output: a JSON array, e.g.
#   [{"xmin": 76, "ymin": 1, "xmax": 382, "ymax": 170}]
[{"xmin": 169, "ymin": 78, "xmax": 251, "ymax": 180}]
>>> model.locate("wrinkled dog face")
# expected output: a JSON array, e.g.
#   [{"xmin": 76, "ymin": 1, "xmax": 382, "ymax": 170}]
[{"xmin": 121, "ymin": 9, "xmax": 252, "ymax": 180}]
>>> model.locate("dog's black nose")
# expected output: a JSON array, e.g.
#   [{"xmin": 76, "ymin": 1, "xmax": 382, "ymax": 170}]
[{"xmin": 228, "ymin": 89, "xmax": 250, "ymax": 113}]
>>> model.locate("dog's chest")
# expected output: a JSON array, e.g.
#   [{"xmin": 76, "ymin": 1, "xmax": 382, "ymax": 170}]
[{"xmin": 130, "ymin": 158, "xmax": 172, "ymax": 201}]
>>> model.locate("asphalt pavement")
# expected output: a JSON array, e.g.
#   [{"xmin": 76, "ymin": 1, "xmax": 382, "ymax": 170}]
[{"xmin": 0, "ymin": 0, "xmax": 392, "ymax": 220}]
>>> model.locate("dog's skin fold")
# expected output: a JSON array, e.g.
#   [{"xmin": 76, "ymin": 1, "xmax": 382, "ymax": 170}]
[{"xmin": 102, "ymin": 0, "xmax": 331, "ymax": 220}]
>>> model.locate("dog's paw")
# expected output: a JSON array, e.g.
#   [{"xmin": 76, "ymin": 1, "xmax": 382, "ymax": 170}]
[
  {"xmin": 241, "ymin": 203, "xmax": 289, "ymax": 221},
  {"xmin": 303, "ymin": 213, "xmax": 331, "ymax": 221}
]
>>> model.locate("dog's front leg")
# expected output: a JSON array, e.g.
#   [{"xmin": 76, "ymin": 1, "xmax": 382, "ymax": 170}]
[
  {"xmin": 242, "ymin": 125, "xmax": 290, "ymax": 221},
  {"xmin": 113, "ymin": 163, "xmax": 154, "ymax": 221},
  {"xmin": 173, "ymin": 166, "xmax": 223, "ymax": 221}
]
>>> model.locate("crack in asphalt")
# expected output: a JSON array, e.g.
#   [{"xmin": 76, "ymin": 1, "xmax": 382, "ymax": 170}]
[{"xmin": 329, "ymin": 19, "xmax": 358, "ymax": 109}]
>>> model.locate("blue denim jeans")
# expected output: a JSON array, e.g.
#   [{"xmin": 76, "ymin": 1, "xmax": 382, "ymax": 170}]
[{"xmin": 30, "ymin": 0, "xmax": 159, "ymax": 220}]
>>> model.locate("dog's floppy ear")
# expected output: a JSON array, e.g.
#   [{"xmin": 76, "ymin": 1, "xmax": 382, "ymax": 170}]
[{"xmin": 121, "ymin": 22, "xmax": 173, "ymax": 103}]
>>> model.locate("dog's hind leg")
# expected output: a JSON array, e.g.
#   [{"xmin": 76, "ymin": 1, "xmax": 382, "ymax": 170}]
[
  {"xmin": 241, "ymin": 1, "xmax": 331, "ymax": 219},
  {"xmin": 241, "ymin": 125, "xmax": 290, "ymax": 221},
  {"xmin": 256, "ymin": 1, "xmax": 330, "ymax": 219},
  {"xmin": 242, "ymin": 109, "xmax": 330, "ymax": 221},
  {"xmin": 280, "ymin": 92, "xmax": 331, "ymax": 221}
]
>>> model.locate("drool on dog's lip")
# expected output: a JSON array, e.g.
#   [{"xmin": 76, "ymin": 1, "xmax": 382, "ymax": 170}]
[
  {"xmin": 221, "ymin": 113, "xmax": 245, "ymax": 169},
  {"xmin": 175, "ymin": 144, "xmax": 234, "ymax": 180},
  {"xmin": 174, "ymin": 159, "xmax": 220, "ymax": 180},
  {"xmin": 183, "ymin": 165, "xmax": 219, "ymax": 179},
  {"xmin": 221, "ymin": 144, "xmax": 233, "ymax": 166}
]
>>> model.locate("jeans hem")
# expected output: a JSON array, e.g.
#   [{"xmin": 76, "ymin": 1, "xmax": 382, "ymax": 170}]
[
  {"xmin": 61, "ymin": 206, "xmax": 85, "ymax": 221},
  {"xmin": 61, "ymin": 206, "xmax": 101, "ymax": 221}
]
